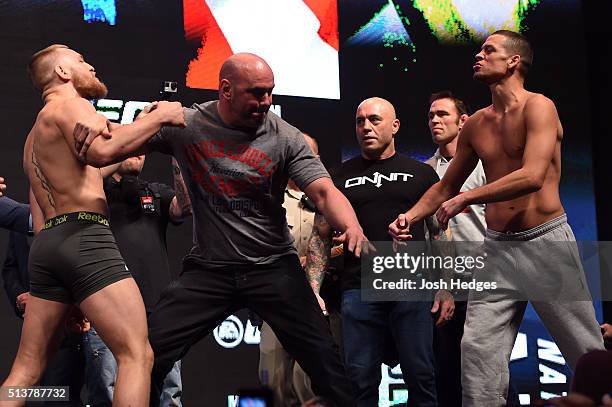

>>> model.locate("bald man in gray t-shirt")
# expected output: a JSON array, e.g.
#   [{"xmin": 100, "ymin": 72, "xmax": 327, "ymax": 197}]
[{"xmin": 145, "ymin": 53, "xmax": 364, "ymax": 406}]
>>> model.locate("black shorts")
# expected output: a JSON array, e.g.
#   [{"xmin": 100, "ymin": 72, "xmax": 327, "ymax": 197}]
[{"xmin": 29, "ymin": 211, "xmax": 131, "ymax": 304}]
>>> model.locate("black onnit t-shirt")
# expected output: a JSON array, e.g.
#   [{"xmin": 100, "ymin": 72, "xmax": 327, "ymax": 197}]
[
  {"xmin": 104, "ymin": 176, "xmax": 180, "ymax": 312},
  {"xmin": 330, "ymin": 153, "xmax": 439, "ymax": 291}
]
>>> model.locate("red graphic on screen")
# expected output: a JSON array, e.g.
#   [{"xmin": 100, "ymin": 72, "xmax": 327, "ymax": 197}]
[
  {"xmin": 302, "ymin": 0, "xmax": 339, "ymax": 51},
  {"xmin": 184, "ymin": 0, "xmax": 234, "ymax": 90},
  {"xmin": 183, "ymin": 0, "xmax": 340, "ymax": 99}
]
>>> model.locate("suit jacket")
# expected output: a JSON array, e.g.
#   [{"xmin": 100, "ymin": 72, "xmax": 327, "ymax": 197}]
[
  {"xmin": 0, "ymin": 196, "xmax": 30, "ymax": 235},
  {"xmin": 0, "ymin": 197, "xmax": 31, "ymax": 317},
  {"xmin": 1, "ymin": 231, "xmax": 30, "ymax": 317}
]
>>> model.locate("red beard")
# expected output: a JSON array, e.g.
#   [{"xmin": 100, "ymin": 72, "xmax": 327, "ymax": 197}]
[{"xmin": 73, "ymin": 72, "xmax": 108, "ymax": 99}]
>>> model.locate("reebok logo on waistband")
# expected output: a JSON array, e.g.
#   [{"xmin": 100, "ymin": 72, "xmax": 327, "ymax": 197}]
[
  {"xmin": 43, "ymin": 211, "xmax": 110, "ymax": 230},
  {"xmin": 77, "ymin": 211, "xmax": 110, "ymax": 226},
  {"xmin": 44, "ymin": 214, "xmax": 68, "ymax": 229}
]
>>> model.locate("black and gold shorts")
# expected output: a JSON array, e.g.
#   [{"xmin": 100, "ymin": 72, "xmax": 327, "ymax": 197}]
[{"xmin": 29, "ymin": 211, "xmax": 131, "ymax": 304}]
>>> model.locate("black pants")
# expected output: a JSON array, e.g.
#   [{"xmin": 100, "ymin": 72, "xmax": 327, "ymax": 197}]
[
  {"xmin": 434, "ymin": 300, "xmax": 466, "ymax": 407},
  {"xmin": 38, "ymin": 331, "xmax": 85, "ymax": 407},
  {"xmin": 147, "ymin": 254, "xmax": 355, "ymax": 406}
]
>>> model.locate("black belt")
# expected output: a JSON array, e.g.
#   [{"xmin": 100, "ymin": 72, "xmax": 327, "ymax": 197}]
[{"xmin": 43, "ymin": 211, "xmax": 109, "ymax": 230}]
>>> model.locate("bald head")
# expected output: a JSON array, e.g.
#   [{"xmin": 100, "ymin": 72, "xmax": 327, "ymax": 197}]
[
  {"xmin": 28, "ymin": 44, "xmax": 69, "ymax": 92},
  {"xmin": 217, "ymin": 53, "xmax": 275, "ymax": 129},
  {"xmin": 356, "ymin": 97, "xmax": 397, "ymax": 120},
  {"xmin": 219, "ymin": 53, "xmax": 273, "ymax": 86},
  {"xmin": 355, "ymin": 97, "xmax": 400, "ymax": 160}
]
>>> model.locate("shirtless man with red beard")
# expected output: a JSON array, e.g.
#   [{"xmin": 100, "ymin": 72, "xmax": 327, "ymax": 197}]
[{"xmin": 0, "ymin": 44, "xmax": 184, "ymax": 407}]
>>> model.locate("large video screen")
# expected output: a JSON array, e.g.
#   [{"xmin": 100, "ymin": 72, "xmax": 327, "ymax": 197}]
[
  {"xmin": 0, "ymin": 1, "xmax": 601, "ymax": 406},
  {"xmin": 183, "ymin": 0, "xmax": 340, "ymax": 99}
]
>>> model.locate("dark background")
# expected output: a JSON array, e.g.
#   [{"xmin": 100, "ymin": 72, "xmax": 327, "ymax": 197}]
[{"xmin": 0, "ymin": 0, "xmax": 610, "ymax": 405}]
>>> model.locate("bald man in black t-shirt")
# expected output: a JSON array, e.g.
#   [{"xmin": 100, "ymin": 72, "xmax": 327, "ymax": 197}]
[{"xmin": 306, "ymin": 97, "xmax": 455, "ymax": 406}]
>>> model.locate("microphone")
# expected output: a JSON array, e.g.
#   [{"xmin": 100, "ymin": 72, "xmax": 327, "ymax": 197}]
[{"xmin": 300, "ymin": 194, "xmax": 318, "ymax": 213}]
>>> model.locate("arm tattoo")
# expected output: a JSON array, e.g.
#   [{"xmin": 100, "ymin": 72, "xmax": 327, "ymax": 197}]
[
  {"xmin": 31, "ymin": 151, "xmax": 55, "ymax": 208},
  {"xmin": 171, "ymin": 157, "xmax": 192, "ymax": 217},
  {"xmin": 305, "ymin": 214, "xmax": 333, "ymax": 293},
  {"xmin": 425, "ymin": 215, "xmax": 454, "ymax": 282}
]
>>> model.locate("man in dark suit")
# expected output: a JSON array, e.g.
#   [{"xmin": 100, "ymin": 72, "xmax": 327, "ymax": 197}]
[
  {"xmin": 1, "ymin": 194, "xmax": 85, "ymax": 406},
  {"xmin": 1, "ymin": 194, "xmax": 32, "ymax": 317},
  {"xmin": 0, "ymin": 195, "xmax": 30, "ymax": 234}
]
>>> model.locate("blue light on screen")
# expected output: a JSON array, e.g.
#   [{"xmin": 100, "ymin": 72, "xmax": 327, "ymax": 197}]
[{"xmin": 82, "ymin": 0, "xmax": 116, "ymax": 25}]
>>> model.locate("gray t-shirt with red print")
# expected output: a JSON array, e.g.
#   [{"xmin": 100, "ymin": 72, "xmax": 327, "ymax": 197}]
[{"xmin": 149, "ymin": 100, "xmax": 329, "ymax": 266}]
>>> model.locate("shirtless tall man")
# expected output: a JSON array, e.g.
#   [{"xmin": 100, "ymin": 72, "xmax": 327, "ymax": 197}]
[
  {"xmin": 389, "ymin": 30, "xmax": 604, "ymax": 406},
  {"xmin": 0, "ymin": 44, "xmax": 184, "ymax": 407}
]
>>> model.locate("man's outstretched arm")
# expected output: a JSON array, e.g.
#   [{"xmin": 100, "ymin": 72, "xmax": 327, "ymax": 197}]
[
  {"xmin": 389, "ymin": 118, "xmax": 479, "ymax": 239},
  {"xmin": 98, "ymin": 122, "xmax": 124, "ymax": 178},
  {"xmin": 303, "ymin": 177, "xmax": 367, "ymax": 257},
  {"xmin": 305, "ymin": 214, "xmax": 333, "ymax": 294},
  {"xmin": 305, "ymin": 214, "xmax": 333, "ymax": 313},
  {"xmin": 56, "ymin": 98, "xmax": 185, "ymax": 167}
]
